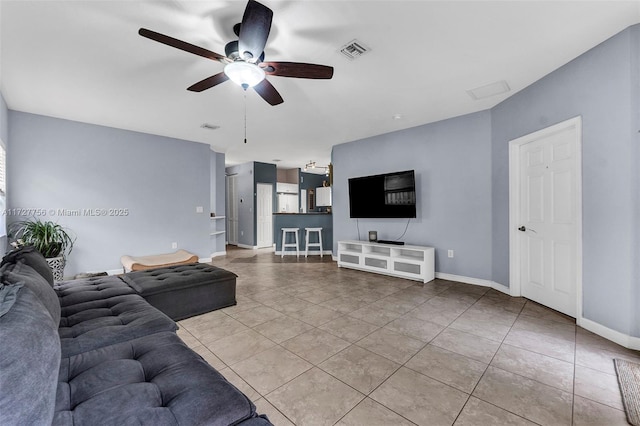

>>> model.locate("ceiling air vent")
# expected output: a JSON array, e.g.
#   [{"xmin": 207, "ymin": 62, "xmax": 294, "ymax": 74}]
[
  {"xmin": 466, "ymin": 80, "xmax": 511, "ymax": 100},
  {"xmin": 339, "ymin": 39, "xmax": 370, "ymax": 60},
  {"xmin": 200, "ymin": 123, "xmax": 220, "ymax": 130}
]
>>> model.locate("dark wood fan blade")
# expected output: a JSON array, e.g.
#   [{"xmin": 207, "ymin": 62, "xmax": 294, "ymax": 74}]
[
  {"xmin": 238, "ymin": 0, "xmax": 273, "ymax": 61},
  {"xmin": 139, "ymin": 28, "xmax": 226, "ymax": 62},
  {"xmin": 187, "ymin": 72, "xmax": 229, "ymax": 92},
  {"xmin": 261, "ymin": 62, "xmax": 334, "ymax": 79},
  {"xmin": 253, "ymin": 79, "xmax": 283, "ymax": 105}
]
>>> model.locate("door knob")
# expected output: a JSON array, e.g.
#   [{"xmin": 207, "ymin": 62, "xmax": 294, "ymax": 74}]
[{"xmin": 518, "ymin": 226, "xmax": 526, "ymax": 232}]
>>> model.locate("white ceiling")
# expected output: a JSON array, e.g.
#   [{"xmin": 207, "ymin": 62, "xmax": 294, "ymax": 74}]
[{"xmin": 1, "ymin": 1, "xmax": 639, "ymax": 171}]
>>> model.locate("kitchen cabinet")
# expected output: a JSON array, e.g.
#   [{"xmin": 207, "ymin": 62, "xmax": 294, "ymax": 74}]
[
  {"xmin": 276, "ymin": 182, "xmax": 299, "ymax": 194},
  {"xmin": 316, "ymin": 187, "xmax": 332, "ymax": 206}
]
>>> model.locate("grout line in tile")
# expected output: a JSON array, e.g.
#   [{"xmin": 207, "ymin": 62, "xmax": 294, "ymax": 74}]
[
  {"xmin": 255, "ymin": 397, "xmax": 298, "ymax": 425},
  {"xmin": 333, "ymin": 396, "xmax": 420, "ymax": 426},
  {"xmin": 209, "ymin": 248, "xmax": 638, "ymax": 426}
]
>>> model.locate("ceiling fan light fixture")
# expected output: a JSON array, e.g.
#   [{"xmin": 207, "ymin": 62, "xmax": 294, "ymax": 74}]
[{"xmin": 224, "ymin": 61, "xmax": 265, "ymax": 89}]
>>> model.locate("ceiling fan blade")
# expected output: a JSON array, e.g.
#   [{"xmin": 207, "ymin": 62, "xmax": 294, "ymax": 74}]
[
  {"xmin": 187, "ymin": 73, "xmax": 229, "ymax": 92},
  {"xmin": 139, "ymin": 28, "xmax": 226, "ymax": 62},
  {"xmin": 253, "ymin": 79, "xmax": 283, "ymax": 105},
  {"xmin": 261, "ymin": 62, "xmax": 334, "ymax": 79},
  {"xmin": 238, "ymin": 0, "xmax": 273, "ymax": 61}
]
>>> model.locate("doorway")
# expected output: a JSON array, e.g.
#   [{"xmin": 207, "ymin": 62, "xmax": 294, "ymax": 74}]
[{"xmin": 509, "ymin": 116, "xmax": 582, "ymax": 317}]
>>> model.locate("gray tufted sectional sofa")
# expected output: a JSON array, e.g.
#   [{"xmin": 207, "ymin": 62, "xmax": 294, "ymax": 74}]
[{"xmin": 0, "ymin": 247, "xmax": 272, "ymax": 426}]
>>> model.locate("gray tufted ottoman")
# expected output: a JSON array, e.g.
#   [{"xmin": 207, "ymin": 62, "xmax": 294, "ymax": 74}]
[{"xmin": 121, "ymin": 263, "xmax": 238, "ymax": 320}]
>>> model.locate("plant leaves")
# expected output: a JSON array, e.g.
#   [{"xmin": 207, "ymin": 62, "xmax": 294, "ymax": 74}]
[{"xmin": 8, "ymin": 218, "xmax": 75, "ymax": 258}]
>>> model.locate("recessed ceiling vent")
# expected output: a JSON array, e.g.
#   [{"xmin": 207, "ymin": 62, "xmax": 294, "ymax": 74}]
[
  {"xmin": 201, "ymin": 123, "xmax": 220, "ymax": 130},
  {"xmin": 339, "ymin": 39, "xmax": 370, "ymax": 60},
  {"xmin": 467, "ymin": 80, "xmax": 511, "ymax": 100}
]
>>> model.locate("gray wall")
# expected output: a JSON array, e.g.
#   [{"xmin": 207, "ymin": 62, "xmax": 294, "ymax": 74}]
[
  {"xmin": 332, "ymin": 24, "xmax": 640, "ymax": 338},
  {"xmin": 0, "ymin": 93, "xmax": 7, "ymax": 145},
  {"xmin": 0, "ymin": 93, "xmax": 7, "ymax": 250},
  {"xmin": 8, "ymin": 111, "xmax": 213, "ymax": 276},
  {"xmin": 332, "ymin": 110, "xmax": 493, "ymax": 280},
  {"xmin": 491, "ymin": 25, "xmax": 638, "ymax": 335},
  {"xmin": 215, "ymin": 152, "xmax": 226, "ymax": 215}
]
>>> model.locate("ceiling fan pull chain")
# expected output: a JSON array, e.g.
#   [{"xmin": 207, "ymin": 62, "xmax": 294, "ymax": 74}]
[{"xmin": 244, "ymin": 91, "xmax": 247, "ymax": 144}]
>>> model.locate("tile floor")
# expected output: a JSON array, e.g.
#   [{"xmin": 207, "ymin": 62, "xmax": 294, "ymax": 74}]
[{"xmin": 176, "ymin": 247, "xmax": 639, "ymax": 426}]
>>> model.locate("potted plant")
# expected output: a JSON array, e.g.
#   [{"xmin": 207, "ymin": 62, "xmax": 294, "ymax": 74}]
[{"xmin": 9, "ymin": 218, "xmax": 75, "ymax": 281}]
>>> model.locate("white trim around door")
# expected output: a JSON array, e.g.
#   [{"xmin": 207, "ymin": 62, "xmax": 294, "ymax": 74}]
[{"xmin": 508, "ymin": 116, "xmax": 583, "ymax": 319}]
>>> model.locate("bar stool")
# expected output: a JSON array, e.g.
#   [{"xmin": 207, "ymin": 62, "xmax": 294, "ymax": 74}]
[
  {"xmin": 304, "ymin": 227, "xmax": 323, "ymax": 258},
  {"xmin": 281, "ymin": 228, "xmax": 300, "ymax": 258}
]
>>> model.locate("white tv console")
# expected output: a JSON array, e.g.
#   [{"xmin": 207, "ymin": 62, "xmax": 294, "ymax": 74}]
[{"xmin": 337, "ymin": 240, "xmax": 435, "ymax": 283}]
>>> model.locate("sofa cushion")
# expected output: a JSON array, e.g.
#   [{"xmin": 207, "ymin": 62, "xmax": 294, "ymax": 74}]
[
  {"xmin": 1, "ymin": 260, "xmax": 61, "ymax": 325},
  {"xmin": 54, "ymin": 332, "xmax": 264, "ymax": 426},
  {"xmin": 1, "ymin": 245, "xmax": 55, "ymax": 286},
  {"xmin": 122, "ymin": 263, "xmax": 237, "ymax": 296},
  {"xmin": 0, "ymin": 286, "xmax": 61, "ymax": 426},
  {"xmin": 122, "ymin": 263, "xmax": 237, "ymax": 320},
  {"xmin": 56, "ymin": 276, "xmax": 177, "ymax": 357},
  {"xmin": 56, "ymin": 275, "xmax": 136, "ymax": 307},
  {"xmin": 0, "ymin": 282, "xmax": 22, "ymax": 316}
]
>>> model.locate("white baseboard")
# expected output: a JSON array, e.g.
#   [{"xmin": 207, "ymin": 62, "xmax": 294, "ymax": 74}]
[
  {"xmin": 490, "ymin": 281, "xmax": 512, "ymax": 295},
  {"xmin": 105, "ymin": 268, "xmax": 123, "ymax": 276},
  {"xmin": 275, "ymin": 250, "xmax": 333, "ymax": 256},
  {"xmin": 198, "ymin": 257, "xmax": 213, "ymax": 263},
  {"xmin": 578, "ymin": 317, "xmax": 640, "ymax": 351},
  {"xmin": 436, "ymin": 272, "xmax": 493, "ymax": 287},
  {"xmin": 437, "ymin": 273, "xmax": 640, "ymax": 350},
  {"xmin": 210, "ymin": 251, "xmax": 226, "ymax": 258},
  {"xmin": 274, "ymin": 251, "xmax": 302, "ymax": 256},
  {"xmin": 237, "ymin": 244, "xmax": 258, "ymax": 250},
  {"xmin": 435, "ymin": 272, "xmax": 512, "ymax": 295},
  {"xmin": 437, "ymin": 272, "xmax": 640, "ymax": 350}
]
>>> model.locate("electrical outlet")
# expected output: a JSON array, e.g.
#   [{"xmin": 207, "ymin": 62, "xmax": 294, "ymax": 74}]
[
  {"xmin": 171, "ymin": 242, "xmax": 178, "ymax": 249},
  {"xmin": 196, "ymin": 206, "xmax": 204, "ymax": 213},
  {"xmin": 448, "ymin": 250, "xmax": 454, "ymax": 258}
]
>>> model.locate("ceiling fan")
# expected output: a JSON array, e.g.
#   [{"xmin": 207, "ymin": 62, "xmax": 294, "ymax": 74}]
[{"xmin": 139, "ymin": 0, "xmax": 334, "ymax": 106}]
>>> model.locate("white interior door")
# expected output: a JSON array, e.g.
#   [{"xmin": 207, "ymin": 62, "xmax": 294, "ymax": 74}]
[
  {"xmin": 512, "ymin": 118, "xmax": 581, "ymax": 317},
  {"xmin": 256, "ymin": 183, "xmax": 273, "ymax": 248},
  {"xmin": 226, "ymin": 175, "xmax": 238, "ymax": 245}
]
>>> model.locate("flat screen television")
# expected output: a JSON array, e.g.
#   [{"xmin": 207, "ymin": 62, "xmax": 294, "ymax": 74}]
[{"xmin": 348, "ymin": 170, "xmax": 417, "ymax": 218}]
